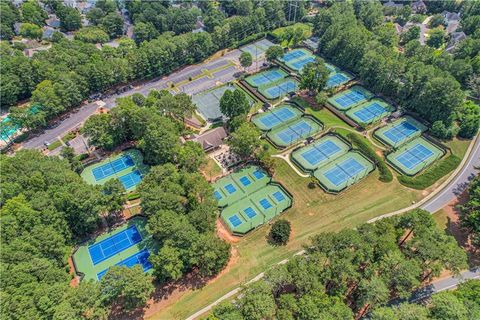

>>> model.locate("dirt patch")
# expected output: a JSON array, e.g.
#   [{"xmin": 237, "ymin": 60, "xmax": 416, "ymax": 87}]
[
  {"xmin": 216, "ymin": 219, "xmax": 241, "ymax": 243},
  {"xmin": 441, "ymin": 193, "xmax": 480, "ymax": 266},
  {"xmin": 68, "ymin": 257, "xmax": 79, "ymax": 287}
]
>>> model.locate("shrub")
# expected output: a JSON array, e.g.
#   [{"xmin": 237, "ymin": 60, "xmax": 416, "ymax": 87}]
[
  {"xmin": 346, "ymin": 133, "xmax": 393, "ymax": 183},
  {"xmin": 269, "ymin": 219, "xmax": 291, "ymax": 245},
  {"xmin": 398, "ymin": 154, "xmax": 461, "ymax": 190}
]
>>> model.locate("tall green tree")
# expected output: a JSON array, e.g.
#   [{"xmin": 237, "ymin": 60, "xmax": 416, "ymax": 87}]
[
  {"xmin": 299, "ymin": 58, "xmax": 330, "ymax": 95},
  {"xmin": 227, "ymin": 123, "xmax": 261, "ymax": 158}
]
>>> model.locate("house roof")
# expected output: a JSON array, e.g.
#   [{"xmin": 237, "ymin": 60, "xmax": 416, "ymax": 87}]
[
  {"xmin": 42, "ymin": 27, "xmax": 55, "ymax": 39},
  {"xmin": 192, "ymin": 127, "xmax": 227, "ymax": 151},
  {"xmin": 384, "ymin": 1, "xmax": 403, "ymax": 8},
  {"xmin": 46, "ymin": 15, "xmax": 61, "ymax": 28},
  {"xmin": 442, "ymin": 11, "xmax": 460, "ymax": 22}
]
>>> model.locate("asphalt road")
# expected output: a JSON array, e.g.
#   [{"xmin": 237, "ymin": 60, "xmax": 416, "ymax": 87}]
[
  {"xmin": 22, "ymin": 49, "xmax": 244, "ymax": 150},
  {"xmin": 421, "ymin": 135, "xmax": 480, "ymax": 213}
]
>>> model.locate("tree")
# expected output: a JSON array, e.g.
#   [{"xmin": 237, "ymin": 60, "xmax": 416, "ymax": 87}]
[
  {"xmin": 74, "ymin": 26, "xmax": 110, "ymax": 43},
  {"xmin": 133, "ymin": 22, "xmax": 159, "ymax": 44},
  {"xmin": 60, "ymin": 146, "xmax": 83, "ymax": 173},
  {"xmin": 430, "ymin": 292, "xmax": 469, "ymax": 320},
  {"xmin": 458, "ymin": 101, "xmax": 480, "ymax": 139},
  {"xmin": 427, "ymin": 28, "xmax": 446, "ymax": 48},
  {"xmin": 138, "ymin": 117, "xmax": 180, "ymax": 165},
  {"xmin": 227, "ymin": 123, "xmax": 260, "ymax": 158},
  {"xmin": 239, "ymin": 51, "xmax": 253, "ymax": 71},
  {"xmin": 100, "ymin": 265, "xmax": 154, "ymax": 310},
  {"xmin": 177, "ymin": 141, "xmax": 206, "ymax": 172},
  {"xmin": 150, "ymin": 243, "xmax": 184, "ymax": 282},
  {"xmin": 265, "ymin": 45, "xmax": 283, "ymax": 63},
  {"xmin": 101, "ymin": 178, "xmax": 126, "ymax": 216},
  {"xmin": 430, "ymin": 120, "xmax": 456, "ymax": 140},
  {"xmin": 56, "ymin": 5, "xmax": 82, "ymax": 32},
  {"xmin": 219, "ymin": 89, "xmax": 250, "ymax": 119},
  {"xmin": 428, "ymin": 14, "xmax": 445, "ymax": 28},
  {"xmin": 100, "ymin": 13, "xmax": 124, "ymax": 39},
  {"xmin": 238, "ymin": 281, "xmax": 276, "ymax": 320},
  {"xmin": 21, "ymin": 0, "xmax": 48, "ymax": 26},
  {"xmin": 82, "ymin": 113, "xmax": 121, "ymax": 150},
  {"xmin": 269, "ymin": 219, "xmax": 291, "ymax": 245},
  {"xmin": 373, "ymin": 22, "xmax": 399, "ymax": 47},
  {"xmin": 459, "ymin": 175, "xmax": 480, "ymax": 247},
  {"xmin": 189, "ymin": 234, "xmax": 230, "ymax": 277},
  {"xmin": 19, "ymin": 22, "xmax": 43, "ymax": 39},
  {"xmin": 355, "ymin": 0, "xmax": 383, "ymax": 31},
  {"xmin": 299, "ymin": 59, "xmax": 330, "ymax": 95}
]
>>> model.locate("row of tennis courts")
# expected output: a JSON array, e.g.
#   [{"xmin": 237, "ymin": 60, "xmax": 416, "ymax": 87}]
[
  {"xmin": 244, "ymin": 68, "xmax": 299, "ymax": 100},
  {"xmin": 213, "ymin": 165, "xmax": 293, "ymax": 235},
  {"xmin": 291, "ymin": 134, "xmax": 375, "ymax": 192}
]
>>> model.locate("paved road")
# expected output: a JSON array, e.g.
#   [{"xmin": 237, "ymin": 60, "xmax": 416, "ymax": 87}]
[
  {"xmin": 22, "ymin": 50, "xmax": 244, "ymax": 150},
  {"xmin": 390, "ymin": 267, "xmax": 480, "ymax": 306},
  {"xmin": 421, "ymin": 135, "xmax": 480, "ymax": 213}
]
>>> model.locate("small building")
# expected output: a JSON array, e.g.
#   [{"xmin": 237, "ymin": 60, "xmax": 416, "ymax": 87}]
[
  {"xmin": 191, "ymin": 127, "xmax": 227, "ymax": 152},
  {"xmin": 42, "ymin": 27, "xmax": 55, "ymax": 40},
  {"xmin": 46, "ymin": 15, "xmax": 61, "ymax": 29},
  {"xmin": 446, "ymin": 31, "xmax": 467, "ymax": 53},
  {"xmin": 442, "ymin": 11, "xmax": 461, "ymax": 22},
  {"xmin": 13, "ymin": 22, "xmax": 24, "ymax": 35},
  {"xmin": 411, "ymin": 1, "xmax": 427, "ymax": 14}
]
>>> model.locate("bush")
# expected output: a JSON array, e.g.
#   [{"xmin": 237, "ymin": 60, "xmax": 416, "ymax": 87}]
[
  {"xmin": 346, "ymin": 133, "xmax": 393, "ymax": 183},
  {"xmin": 127, "ymin": 192, "xmax": 141, "ymax": 201},
  {"xmin": 398, "ymin": 154, "xmax": 461, "ymax": 190},
  {"xmin": 269, "ymin": 219, "xmax": 291, "ymax": 245}
]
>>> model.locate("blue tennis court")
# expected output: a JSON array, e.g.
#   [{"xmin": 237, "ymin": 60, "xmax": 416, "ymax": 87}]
[
  {"xmin": 353, "ymin": 102, "xmax": 387, "ymax": 123},
  {"xmin": 301, "ymin": 140, "xmax": 341, "ymax": 166},
  {"xmin": 327, "ymin": 73, "xmax": 350, "ymax": 88},
  {"xmin": 97, "ymin": 249, "xmax": 152, "ymax": 280},
  {"xmin": 264, "ymin": 80, "xmax": 298, "ymax": 99},
  {"xmin": 395, "ymin": 144, "xmax": 434, "ymax": 169},
  {"xmin": 253, "ymin": 170, "xmax": 265, "ymax": 179},
  {"xmin": 244, "ymin": 207, "xmax": 257, "ymax": 219},
  {"xmin": 88, "ymin": 225, "xmax": 142, "ymax": 265},
  {"xmin": 229, "ymin": 214, "xmax": 243, "ymax": 227},
  {"xmin": 273, "ymin": 107, "xmax": 295, "ymax": 121},
  {"xmin": 291, "ymin": 56, "xmax": 316, "ymax": 70},
  {"xmin": 384, "ymin": 122, "xmax": 419, "ymax": 145},
  {"xmin": 276, "ymin": 121, "xmax": 312, "ymax": 144},
  {"xmin": 225, "ymin": 183, "xmax": 237, "ymax": 194},
  {"xmin": 283, "ymin": 50, "xmax": 306, "ymax": 62},
  {"xmin": 259, "ymin": 198, "xmax": 272, "ymax": 210},
  {"xmin": 326, "ymin": 64, "xmax": 335, "ymax": 72},
  {"xmin": 259, "ymin": 113, "xmax": 283, "ymax": 129},
  {"xmin": 273, "ymin": 191, "xmax": 285, "ymax": 202},
  {"xmin": 324, "ymin": 158, "xmax": 365, "ymax": 186},
  {"xmin": 92, "ymin": 155, "xmax": 135, "ymax": 181},
  {"xmin": 214, "ymin": 190, "xmax": 222, "ymax": 200},
  {"xmin": 118, "ymin": 170, "xmax": 142, "ymax": 189},
  {"xmin": 239, "ymin": 176, "xmax": 251, "ymax": 186},
  {"xmin": 249, "ymin": 70, "xmax": 284, "ymax": 86},
  {"xmin": 334, "ymin": 90, "xmax": 368, "ymax": 109}
]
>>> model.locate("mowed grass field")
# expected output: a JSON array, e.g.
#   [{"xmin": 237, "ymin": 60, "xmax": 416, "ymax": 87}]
[{"xmin": 147, "ymin": 107, "xmax": 471, "ymax": 320}]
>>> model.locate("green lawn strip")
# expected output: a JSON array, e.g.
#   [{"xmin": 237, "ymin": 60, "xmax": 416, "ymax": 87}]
[
  {"xmin": 147, "ymin": 159, "xmax": 421, "ymax": 320},
  {"xmin": 62, "ymin": 131, "xmax": 76, "ymax": 142},
  {"xmin": 346, "ymin": 132, "xmax": 393, "ymax": 183},
  {"xmin": 398, "ymin": 154, "xmax": 461, "ymax": 190},
  {"xmin": 47, "ymin": 139, "xmax": 62, "ymax": 151},
  {"xmin": 305, "ymin": 107, "xmax": 352, "ymax": 129},
  {"xmin": 432, "ymin": 209, "xmax": 448, "ymax": 231}
]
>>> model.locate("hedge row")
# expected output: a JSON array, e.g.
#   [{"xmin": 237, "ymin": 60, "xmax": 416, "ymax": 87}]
[
  {"xmin": 398, "ymin": 154, "xmax": 461, "ymax": 190},
  {"xmin": 346, "ymin": 133, "xmax": 393, "ymax": 183}
]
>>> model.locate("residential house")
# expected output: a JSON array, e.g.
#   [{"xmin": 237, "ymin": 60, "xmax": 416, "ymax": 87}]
[
  {"xmin": 411, "ymin": 1, "xmax": 427, "ymax": 14},
  {"xmin": 191, "ymin": 127, "xmax": 227, "ymax": 152},
  {"xmin": 42, "ymin": 26, "xmax": 55, "ymax": 40},
  {"xmin": 46, "ymin": 15, "xmax": 61, "ymax": 29},
  {"xmin": 445, "ymin": 31, "xmax": 467, "ymax": 53},
  {"xmin": 383, "ymin": 1, "xmax": 403, "ymax": 9},
  {"xmin": 442, "ymin": 11, "xmax": 461, "ymax": 34}
]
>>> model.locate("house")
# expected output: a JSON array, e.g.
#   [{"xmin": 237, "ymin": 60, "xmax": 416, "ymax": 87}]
[
  {"xmin": 46, "ymin": 15, "xmax": 61, "ymax": 29},
  {"xmin": 411, "ymin": 1, "xmax": 427, "ymax": 14},
  {"xmin": 383, "ymin": 1, "xmax": 403, "ymax": 9},
  {"xmin": 13, "ymin": 22, "xmax": 24, "ymax": 35},
  {"xmin": 23, "ymin": 45, "xmax": 51, "ymax": 58},
  {"xmin": 42, "ymin": 26, "xmax": 55, "ymax": 40},
  {"xmin": 442, "ymin": 11, "xmax": 461, "ymax": 22},
  {"xmin": 191, "ymin": 127, "xmax": 227, "ymax": 152},
  {"xmin": 445, "ymin": 31, "xmax": 467, "ymax": 53}
]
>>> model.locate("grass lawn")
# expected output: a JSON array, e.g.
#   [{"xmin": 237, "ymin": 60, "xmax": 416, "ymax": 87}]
[
  {"xmin": 305, "ymin": 107, "xmax": 352, "ymax": 129},
  {"xmin": 432, "ymin": 209, "xmax": 448, "ymax": 231},
  {"xmin": 444, "ymin": 137, "xmax": 471, "ymax": 158},
  {"xmin": 148, "ymin": 158, "xmax": 422, "ymax": 320},
  {"xmin": 200, "ymin": 157, "xmax": 223, "ymax": 182}
]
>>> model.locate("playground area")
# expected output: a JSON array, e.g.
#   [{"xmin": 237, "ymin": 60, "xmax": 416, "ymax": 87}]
[
  {"xmin": 240, "ymin": 38, "xmax": 275, "ymax": 60},
  {"xmin": 314, "ymin": 151, "xmax": 375, "ymax": 193},
  {"xmin": 386, "ymin": 137, "xmax": 445, "ymax": 176},
  {"xmin": 252, "ymin": 104, "xmax": 302, "ymax": 131},
  {"xmin": 291, "ymin": 134, "xmax": 350, "ymax": 172},
  {"xmin": 328, "ymin": 85, "xmax": 374, "ymax": 111},
  {"xmin": 345, "ymin": 98, "xmax": 395, "ymax": 126},
  {"xmin": 193, "ymin": 83, "xmax": 256, "ymax": 121},
  {"xmin": 266, "ymin": 117, "xmax": 323, "ymax": 148},
  {"xmin": 374, "ymin": 116, "xmax": 427, "ymax": 148},
  {"xmin": 81, "ymin": 149, "xmax": 149, "ymax": 192},
  {"xmin": 213, "ymin": 165, "xmax": 292, "ymax": 235},
  {"xmin": 72, "ymin": 217, "xmax": 157, "ymax": 281}
]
